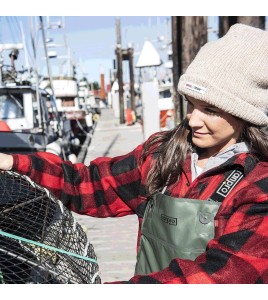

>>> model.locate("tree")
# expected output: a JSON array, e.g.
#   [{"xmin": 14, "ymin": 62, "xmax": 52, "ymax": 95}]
[
  {"xmin": 92, "ymin": 81, "xmax": 100, "ymax": 90},
  {"xmin": 80, "ymin": 77, "xmax": 88, "ymax": 83}
]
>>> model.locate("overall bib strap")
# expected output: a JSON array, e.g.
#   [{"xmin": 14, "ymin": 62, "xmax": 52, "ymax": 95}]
[{"xmin": 135, "ymin": 168, "xmax": 244, "ymax": 276}]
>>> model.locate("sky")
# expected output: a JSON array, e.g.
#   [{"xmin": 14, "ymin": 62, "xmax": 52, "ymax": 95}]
[
  {"xmin": 0, "ymin": 16, "xmax": 176, "ymax": 84},
  {"xmin": 0, "ymin": 15, "xmax": 218, "ymax": 84},
  {"xmin": 48, "ymin": 16, "xmax": 174, "ymax": 82},
  {"xmin": 0, "ymin": 0, "xmax": 266, "ymax": 86}
]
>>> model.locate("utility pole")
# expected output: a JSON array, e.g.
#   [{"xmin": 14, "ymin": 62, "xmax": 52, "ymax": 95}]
[
  {"xmin": 219, "ymin": 16, "xmax": 265, "ymax": 37},
  {"xmin": 172, "ymin": 17, "xmax": 183, "ymax": 125},
  {"xmin": 116, "ymin": 17, "xmax": 125, "ymax": 124},
  {"xmin": 181, "ymin": 17, "xmax": 207, "ymax": 73},
  {"xmin": 172, "ymin": 16, "xmax": 207, "ymax": 123},
  {"xmin": 113, "ymin": 58, "xmax": 117, "ymax": 83},
  {"xmin": 127, "ymin": 47, "xmax": 135, "ymax": 112}
]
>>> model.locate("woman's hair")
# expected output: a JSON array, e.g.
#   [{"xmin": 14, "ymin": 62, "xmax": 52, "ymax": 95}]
[
  {"xmin": 242, "ymin": 124, "xmax": 268, "ymax": 161},
  {"xmin": 140, "ymin": 119, "xmax": 268, "ymax": 197},
  {"xmin": 140, "ymin": 118, "xmax": 190, "ymax": 197}
]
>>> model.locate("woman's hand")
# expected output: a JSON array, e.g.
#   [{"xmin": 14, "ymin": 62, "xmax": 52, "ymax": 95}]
[{"xmin": 0, "ymin": 153, "xmax": 13, "ymax": 170}]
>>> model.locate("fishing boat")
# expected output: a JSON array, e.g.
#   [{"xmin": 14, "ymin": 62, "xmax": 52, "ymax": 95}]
[
  {"xmin": 40, "ymin": 75, "xmax": 91, "ymax": 157},
  {"xmin": 0, "ymin": 44, "xmax": 70, "ymax": 157},
  {"xmin": 78, "ymin": 78, "xmax": 101, "ymax": 128},
  {"xmin": 39, "ymin": 16, "xmax": 97, "ymax": 158}
]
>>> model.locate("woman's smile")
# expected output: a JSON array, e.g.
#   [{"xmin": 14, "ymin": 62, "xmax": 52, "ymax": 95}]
[
  {"xmin": 186, "ymin": 96, "xmax": 245, "ymax": 157},
  {"xmin": 192, "ymin": 131, "xmax": 210, "ymax": 136}
]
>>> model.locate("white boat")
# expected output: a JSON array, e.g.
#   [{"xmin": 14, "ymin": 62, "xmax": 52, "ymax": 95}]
[
  {"xmin": 0, "ymin": 45, "xmax": 67, "ymax": 156},
  {"xmin": 40, "ymin": 75, "xmax": 92, "ymax": 157}
]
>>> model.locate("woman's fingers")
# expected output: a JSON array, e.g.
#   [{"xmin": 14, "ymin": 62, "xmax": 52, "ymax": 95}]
[{"xmin": 0, "ymin": 153, "xmax": 13, "ymax": 170}]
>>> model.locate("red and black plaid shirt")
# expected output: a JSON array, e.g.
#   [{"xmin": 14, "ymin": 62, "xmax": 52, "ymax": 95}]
[{"xmin": 12, "ymin": 143, "xmax": 268, "ymax": 284}]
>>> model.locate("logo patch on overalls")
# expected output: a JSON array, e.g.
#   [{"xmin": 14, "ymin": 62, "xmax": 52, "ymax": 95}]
[
  {"xmin": 216, "ymin": 169, "xmax": 243, "ymax": 197},
  {"xmin": 161, "ymin": 214, "xmax": 177, "ymax": 226}
]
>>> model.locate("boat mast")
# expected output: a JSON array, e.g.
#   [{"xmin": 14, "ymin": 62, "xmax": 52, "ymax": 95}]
[
  {"xmin": 39, "ymin": 16, "xmax": 66, "ymax": 159},
  {"xmin": 29, "ymin": 17, "xmax": 42, "ymax": 130},
  {"xmin": 39, "ymin": 16, "xmax": 56, "ymax": 99},
  {"xmin": 20, "ymin": 21, "xmax": 30, "ymax": 78}
]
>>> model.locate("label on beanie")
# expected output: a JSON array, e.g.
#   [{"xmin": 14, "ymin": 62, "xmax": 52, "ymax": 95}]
[{"xmin": 185, "ymin": 82, "xmax": 207, "ymax": 95}]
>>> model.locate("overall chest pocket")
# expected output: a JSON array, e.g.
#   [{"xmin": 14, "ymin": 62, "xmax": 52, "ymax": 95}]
[{"xmin": 135, "ymin": 194, "xmax": 221, "ymax": 275}]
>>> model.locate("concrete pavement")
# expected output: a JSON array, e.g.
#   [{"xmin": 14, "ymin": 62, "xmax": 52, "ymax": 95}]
[{"xmin": 73, "ymin": 108, "xmax": 144, "ymax": 283}]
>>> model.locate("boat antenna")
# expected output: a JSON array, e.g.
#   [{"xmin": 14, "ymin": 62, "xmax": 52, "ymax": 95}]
[{"xmin": 19, "ymin": 21, "xmax": 30, "ymax": 78}]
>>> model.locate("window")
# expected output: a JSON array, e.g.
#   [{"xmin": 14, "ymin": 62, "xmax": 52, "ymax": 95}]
[
  {"xmin": 0, "ymin": 94, "xmax": 24, "ymax": 119},
  {"xmin": 159, "ymin": 89, "xmax": 171, "ymax": 99}
]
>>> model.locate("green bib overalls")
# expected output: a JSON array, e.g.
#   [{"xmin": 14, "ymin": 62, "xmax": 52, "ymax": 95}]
[{"xmin": 135, "ymin": 168, "xmax": 244, "ymax": 276}]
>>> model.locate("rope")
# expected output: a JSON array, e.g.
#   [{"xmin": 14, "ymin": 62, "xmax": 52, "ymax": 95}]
[
  {"xmin": 0, "ymin": 230, "xmax": 97, "ymax": 264},
  {"xmin": 75, "ymin": 118, "xmax": 88, "ymax": 135}
]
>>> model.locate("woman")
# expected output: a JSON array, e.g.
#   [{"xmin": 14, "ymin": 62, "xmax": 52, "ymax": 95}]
[{"xmin": 0, "ymin": 23, "xmax": 268, "ymax": 283}]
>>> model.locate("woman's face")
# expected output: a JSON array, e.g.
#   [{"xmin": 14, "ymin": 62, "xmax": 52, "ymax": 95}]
[{"xmin": 186, "ymin": 96, "xmax": 245, "ymax": 157}]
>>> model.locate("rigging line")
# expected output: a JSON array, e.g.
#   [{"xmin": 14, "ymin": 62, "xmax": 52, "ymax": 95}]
[
  {"xmin": 14, "ymin": 16, "xmax": 32, "ymax": 67},
  {"xmin": 4, "ymin": 17, "xmax": 25, "ymax": 73},
  {"xmin": 7, "ymin": 17, "xmax": 23, "ymax": 46},
  {"xmin": 5, "ymin": 17, "xmax": 17, "ymax": 43},
  {"xmin": 17, "ymin": 16, "xmax": 35, "ymax": 66},
  {"xmin": 0, "ymin": 230, "xmax": 98, "ymax": 264},
  {"xmin": 29, "ymin": 17, "xmax": 35, "ymax": 56},
  {"xmin": 24, "ymin": 17, "xmax": 35, "ymax": 66},
  {"xmin": 11, "ymin": 16, "xmax": 21, "ymax": 40}
]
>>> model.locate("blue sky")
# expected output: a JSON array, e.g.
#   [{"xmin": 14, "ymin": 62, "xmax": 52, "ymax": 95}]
[
  {"xmin": 0, "ymin": 16, "xmax": 171, "ymax": 82},
  {"xmin": 0, "ymin": 0, "xmax": 266, "ymax": 85},
  {"xmin": 0, "ymin": 16, "xmax": 220, "ymax": 84},
  {"xmin": 62, "ymin": 16, "xmax": 173, "ymax": 82}
]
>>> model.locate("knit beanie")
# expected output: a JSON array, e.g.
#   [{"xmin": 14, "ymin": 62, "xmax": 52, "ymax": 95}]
[{"xmin": 178, "ymin": 23, "xmax": 268, "ymax": 126}]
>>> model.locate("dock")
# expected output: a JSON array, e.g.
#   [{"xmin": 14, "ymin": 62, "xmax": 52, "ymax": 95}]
[{"xmin": 73, "ymin": 107, "xmax": 144, "ymax": 283}]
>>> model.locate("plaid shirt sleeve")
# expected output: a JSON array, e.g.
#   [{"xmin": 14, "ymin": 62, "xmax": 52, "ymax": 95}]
[
  {"xmin": 113, "ymin": 163, "xmax": 268, "ymax": 284},
  {"xmin": 12, "ymin": 144, "xmax": 147, "ymax": 218},
  {"xmin": 12, "ymin": 148, "xmax": 268, "ymax": 283}
]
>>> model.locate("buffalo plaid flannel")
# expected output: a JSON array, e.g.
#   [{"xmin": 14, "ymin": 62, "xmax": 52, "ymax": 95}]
[{"xmin": 12, "ymin": 144, "xmax": 268, "ymax": 283}]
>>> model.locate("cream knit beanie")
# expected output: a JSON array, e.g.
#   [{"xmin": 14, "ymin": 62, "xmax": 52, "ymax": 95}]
[{"xmin": 178, "ymin": 24, "xmax": 268, "ymax": 126}]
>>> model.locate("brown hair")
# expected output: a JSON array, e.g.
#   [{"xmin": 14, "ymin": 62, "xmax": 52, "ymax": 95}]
[
  {"xmin": 140, "ymin": 119, "xmax": 268, "ymax": 197},
  {"xmin": 242, "ymin": 125, "xmax": 268, "ymax": 161}
]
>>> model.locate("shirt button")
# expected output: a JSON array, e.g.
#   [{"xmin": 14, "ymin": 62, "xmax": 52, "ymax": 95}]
[{"xmin": 186, "ymin": 182, "xmax": 190, "ymax": 186}]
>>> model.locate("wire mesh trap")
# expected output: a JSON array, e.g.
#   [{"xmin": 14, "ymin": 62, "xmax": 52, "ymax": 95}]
[{"xmin": 0, "ymin": 170, "xmax": 101, "ymax": 284}]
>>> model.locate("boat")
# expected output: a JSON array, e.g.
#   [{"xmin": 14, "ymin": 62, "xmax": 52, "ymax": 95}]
[
  {"xmin": 39, "ymin": 17, "xmax": 98, "ymax": 158},
  {"xmin": 40, "ymin": 75, "xmax": 92, "ymax": 157},
  {"xmin": 78, "ymin": 78, "xmax": 101, "ymax": 128},
  {"xmin": 0, "ymin": 44, "xmax": 69, "ymax": 157}
]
